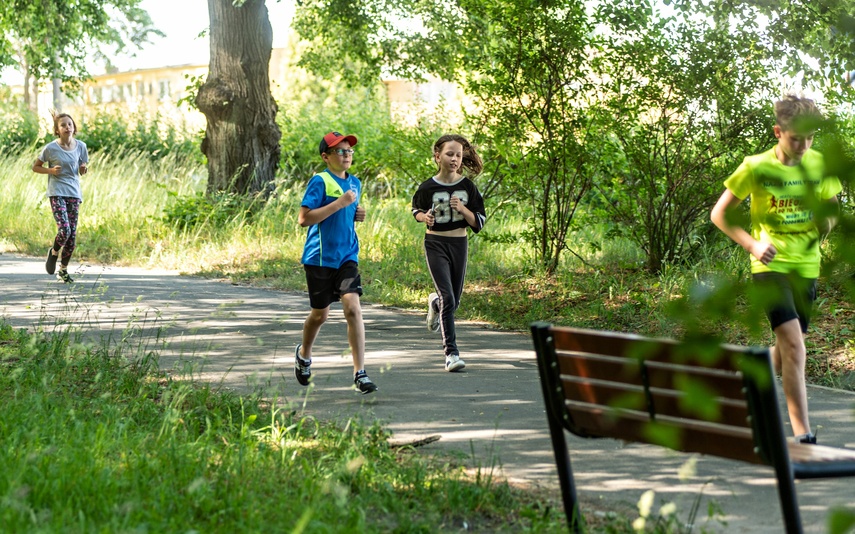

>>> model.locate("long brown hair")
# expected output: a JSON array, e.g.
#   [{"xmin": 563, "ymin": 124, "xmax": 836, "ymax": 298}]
[{"xmin": 434, "ymin": 134, "xmax": 483, "ymax": 176}]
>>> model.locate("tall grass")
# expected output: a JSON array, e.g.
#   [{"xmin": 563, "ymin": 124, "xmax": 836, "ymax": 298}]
[{"xmin": 0, "ymin": 149, "xmax": 203, "ymax": 264}]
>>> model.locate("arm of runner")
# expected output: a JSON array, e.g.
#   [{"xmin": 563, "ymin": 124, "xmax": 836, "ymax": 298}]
[{"xmin": 711, "ymin": 189, "xmax": 777, "ymax": 265}]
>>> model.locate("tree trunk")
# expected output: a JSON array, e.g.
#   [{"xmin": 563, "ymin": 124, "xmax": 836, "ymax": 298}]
[
  {"xmin": 196, "ymin": 0, "xmax": 281, "ymax": 197},
  {"xmin": 23, "ymin": 67, "xmax": 31, "ymax": 110},
  {"xmin": 33, "ymin": 75, "xmax": 39, "ymax": 115},
  {"xmin": 52, "ymin": 76, "xmax": 62, "ymax": 111}
]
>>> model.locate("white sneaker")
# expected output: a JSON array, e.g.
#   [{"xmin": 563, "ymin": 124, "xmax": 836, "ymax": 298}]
[
  {"xmin": 426, "ymin": 292, "xmax": 441, "ymax": 332},
  {"xmin": 445, "ymin": 353, "xmax": 466, "ymax": 372}
]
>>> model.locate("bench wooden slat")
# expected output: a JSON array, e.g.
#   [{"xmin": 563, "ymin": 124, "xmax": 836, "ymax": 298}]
[
  {"xmin": 556, "ymin": 349, "xmax": 749, "ymax": 400},
  {"xmin": 560, "ymin": 375, "xmax": 751, "ymax": 428},
  {"xmin": 563, "ymin": 400, "xmax": 761, "ymax": 464},
  {"xmin": 789, "ymin": 443, "xmax": 855, "ymax": 479},
  {"xmin": 551, "ymin": 327, "xmax": 745, "ymax": 371}
]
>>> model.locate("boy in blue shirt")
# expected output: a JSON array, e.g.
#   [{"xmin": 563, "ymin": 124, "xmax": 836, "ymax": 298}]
[{"xmin": 294, "ymin": 131, "xmax": 377, "ymax": 394}]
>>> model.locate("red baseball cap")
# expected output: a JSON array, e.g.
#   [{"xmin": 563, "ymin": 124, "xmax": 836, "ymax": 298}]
[{"xmin": 319, "ymin": 131, "xmax": 358, "ymax": 154}]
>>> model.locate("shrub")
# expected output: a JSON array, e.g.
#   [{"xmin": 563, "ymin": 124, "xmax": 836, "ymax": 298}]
[
  {"xmin": 161, "ymin": 190, "xmax": 262, "ymax": 230},
  {"xmin": 72, "ymin": 109, "xmax": 202, "ymax": 164},
  {"xmin": 0, "ymin": 90, "xmax": 41, "ymax": 150},
  {"xmin": 275, "ymin": 84, "xmax": 453, "ymax": 198}
]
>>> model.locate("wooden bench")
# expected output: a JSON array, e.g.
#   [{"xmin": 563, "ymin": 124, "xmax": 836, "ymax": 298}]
[{"xmin": 530, "ymin": 322, "xmax": 855, "ymax": 534}]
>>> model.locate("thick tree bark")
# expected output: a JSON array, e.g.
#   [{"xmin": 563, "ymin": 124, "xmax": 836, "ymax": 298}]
[{"xmin": 197, "ymin": 0, "xmax": 281, "ymax": 196}]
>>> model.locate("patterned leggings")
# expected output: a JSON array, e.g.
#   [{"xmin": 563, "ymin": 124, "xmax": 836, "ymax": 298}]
[{"xmin": 49, "ymin": 196, "xmax": 80, "ymax": 267}]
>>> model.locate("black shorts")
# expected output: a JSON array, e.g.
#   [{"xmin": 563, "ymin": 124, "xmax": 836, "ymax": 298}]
[
  {"xmin": 752, "ymin": 272, "xmax": 817, "ymax": 333},
  {"xmin": 304, "ymin": 261, "xmax": 363, "ymax": 309}
]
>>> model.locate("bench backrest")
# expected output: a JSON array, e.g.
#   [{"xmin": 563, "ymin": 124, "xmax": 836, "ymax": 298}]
[{"xmin": 531, "ymin": 323, "xmax": 787, "ymax": 467}]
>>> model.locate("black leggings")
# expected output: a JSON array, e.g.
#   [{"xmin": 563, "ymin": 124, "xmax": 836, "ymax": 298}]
[
  {"xmin": 424, "ymin": 234, "xmax": 468, "ymax": 356},
  {"xmin": 50, "ymin": 196, "xmax": 80, "ymax": 267}
]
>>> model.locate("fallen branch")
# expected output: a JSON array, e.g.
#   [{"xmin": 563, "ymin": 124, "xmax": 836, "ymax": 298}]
[{"xmin": 388, "ymin": 434, "xmax": 441, "ymax": 449}]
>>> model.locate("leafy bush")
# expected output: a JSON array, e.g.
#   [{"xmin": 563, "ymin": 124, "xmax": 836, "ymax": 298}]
[
  {"xmin": 161, "ymin": 190, "xmax": 262, "ymax": 230},
  {"xmin": 0, "ymin": 90, "xmax": 41, "ymax": 150},
  {"xmin": 275, "ymin": 83, "xmax": 453, "ymax": 198},
  {"xmin": 0, "ymin": 90, "xmax": 201, "ymax": 165},
  {"xmin": 71, "ymin": 109, "xmax": 203, "ymax": 164}
]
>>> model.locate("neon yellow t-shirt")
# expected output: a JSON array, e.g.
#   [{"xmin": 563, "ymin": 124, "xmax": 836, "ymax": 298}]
[{"xmin": 724, "ymin": 148, "xmax": 841, "ymax": 278}]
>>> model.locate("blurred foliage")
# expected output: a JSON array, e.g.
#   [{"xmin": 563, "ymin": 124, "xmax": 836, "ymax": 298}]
[
  {"xmin": 0, "ymin": 88, "xmax": 41, "ymax": 151},
  {"xmin": 0, "ymin": 104, "xmax": 203, "ymax": 165},
  {"xmin": 161, "ymin": 190, "xmax": 263, "ymax": 230},
  {"xmin": 72, "ymin": 110, "xmax": 203, "ymax": 164},
  {"xmin": 274, "ymin": 82, "xmax": 465, "ymax": 199}
]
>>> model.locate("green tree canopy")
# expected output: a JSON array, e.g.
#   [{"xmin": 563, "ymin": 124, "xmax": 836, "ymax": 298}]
[
  {"xmin": 293, "ymin": 0, "xmax": 855, "ymax": 273},
  {"xmin": 0, "ymin": 0, "xmax": 162, "ymax": 93}
]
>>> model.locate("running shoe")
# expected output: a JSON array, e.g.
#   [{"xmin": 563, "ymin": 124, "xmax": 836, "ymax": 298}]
[
  {"xmin": 56, "ymin": 269, "xmax": 74, "ymax": 283},
  {"xmin": 354, "ymin": 370, "xmax": 377, "ymax": 394},
  {"xmin": 445, "ymin": 353, "xmax": 466, "ymax": 372},
  {"xmin": 427, "ymin": 292, "xmax": 440, "ymax": 332},
  {"xmin": 294, "ymin": 344, "xmax": 311, "ymax": 386},
  {"xmin": 795, "ymin": 432, "xmax": 817, "ymax": 444},
  {"xmin": 45, "ymin": 248, "xmax": 58, "ymax": 275}
]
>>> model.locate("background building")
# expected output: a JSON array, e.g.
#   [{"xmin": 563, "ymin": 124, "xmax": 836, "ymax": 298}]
[{"xmin": 9, "ymin": 48, "xmax": 466, "ymax": 131}]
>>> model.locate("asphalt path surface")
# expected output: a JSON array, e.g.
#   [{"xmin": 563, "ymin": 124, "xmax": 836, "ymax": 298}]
[{"xmin": 1, "ymin": 252, "xmax": 854, "ymax": 532}]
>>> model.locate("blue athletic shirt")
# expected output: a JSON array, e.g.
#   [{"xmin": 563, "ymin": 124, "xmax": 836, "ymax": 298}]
[{"xmin": 300, "ymin": 170, "xmax": 361, "ymax": 268}]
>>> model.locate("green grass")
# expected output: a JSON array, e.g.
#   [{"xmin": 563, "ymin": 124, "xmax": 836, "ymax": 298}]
[{"xmin": 0, "ymin": 321, "xmax": 574, "ymax": 532}]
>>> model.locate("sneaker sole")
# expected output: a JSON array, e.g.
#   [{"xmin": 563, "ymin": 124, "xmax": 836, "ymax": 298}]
[
  {"xmin": 294, "ymin": 344, "xmax": 311, "ymax": 386},
  {"xmin": 446, "ymin": 360, "xmax": 466, "ymax": 372},
  {"xmin": 427, "ymin": 293, "xmax": 440, "ymax": 332},
  {"xmin": 46, "ymin": 249, "xmax": 57, "ymax": 275}
]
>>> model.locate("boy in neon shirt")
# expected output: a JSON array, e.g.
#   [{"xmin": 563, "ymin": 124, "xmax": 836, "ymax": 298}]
[{"xmin": 711, "ymin": 95, "xmax": 840, "ymax": 443}]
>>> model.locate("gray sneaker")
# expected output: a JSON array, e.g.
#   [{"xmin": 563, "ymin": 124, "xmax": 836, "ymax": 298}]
[
  {"xmin": 427, "ymin": 292, "xmax": 440, "ymax": 332},
  {"xmin": 294, "ymin": 344, "xmax": 311, "ymax": 386},
  {"xmin": 445, "ymin": 353, "xmax": 466, "ymax": 372}
]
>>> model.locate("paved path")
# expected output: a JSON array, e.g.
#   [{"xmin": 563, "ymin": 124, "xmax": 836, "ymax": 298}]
[{"xmin": 1, "ymin": 252, "xmax": 854, "ymax": 532}]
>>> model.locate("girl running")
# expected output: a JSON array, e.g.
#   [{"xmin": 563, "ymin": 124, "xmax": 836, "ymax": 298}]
[
  {"xmin": 32, "ymin": 112, "xmax": 89, "ymax": 283},
  {"xmin": 411, "ymin": 134, "xmax": 486, "ymax": 372}
]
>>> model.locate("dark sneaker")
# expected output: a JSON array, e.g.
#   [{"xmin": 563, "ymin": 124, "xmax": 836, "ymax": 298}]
[
  {"xmin": 427, "ymin": 292, "xmax": 440, "ymax": 332},
  {"xmin": 294, "ymin": 344, "xmax": 311, "ymax": 386},
  {"xmin": 56, "ymin": 269, "xmax": 74, "ymax": 283},
  {"xmin": 46, "ymin": 249, "xmax": 58, "ymax": 275},
  {"xmin": 445, "ymin": 353, "xmax": 466, "ymax": 372},
  {"xmin": 795, "ymin": 432, "xmax": 817, "ymax": 444},
  {"xmin": 354, "ymin": 371, "xmax": 377, "ymax": 395}
]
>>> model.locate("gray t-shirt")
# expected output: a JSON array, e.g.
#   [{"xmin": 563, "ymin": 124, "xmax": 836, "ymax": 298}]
[{"xmin": 37, "ymin": 139, "xmax": 89, "ymax": 201}]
